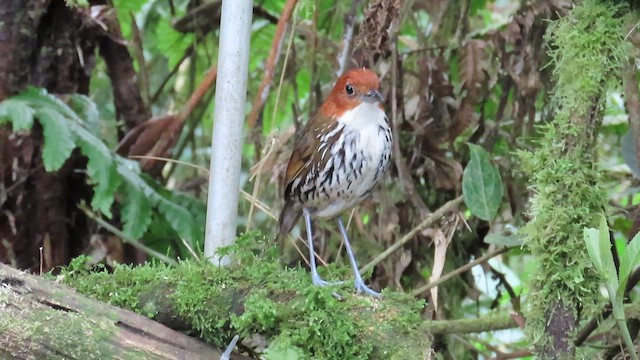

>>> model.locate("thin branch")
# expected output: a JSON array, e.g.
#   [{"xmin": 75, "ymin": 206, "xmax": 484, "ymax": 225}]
[
  {"xmin": 178, "ymin": 64, "xmax": 218, "ymax": 121},
  {"xmin": 151, "ymin": 45, "xmax": 195, "ymax": 104},
  {"xmin": 489, "ymin": 264, "xmax": 521, "ymax": 312},
  {"xmin": 422, "ymin": 312, "xmax": 517, "ymax": 334},
  {"xmin": 359, "ymin": 196, "xmax": 464, "ymax": 275},
  {"xmin": 79, "ymin": 204, "xmax": 178, "ymax": 266},
  {"xmin": 411, "ymin": 247, "xmax": 511, "ymax": 297},
  {"xmin": 336, "ymin": 0, "xmax": 361, "ymax": 76}
]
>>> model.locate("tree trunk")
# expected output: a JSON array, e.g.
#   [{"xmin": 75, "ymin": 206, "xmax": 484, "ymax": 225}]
[
  {"xmin": 0, "ymin": 262, "xmax": 248, "ymax": 360},
  {"xmin": 0, "ymin": 0, "xmax": 151, "ymax": 271}
]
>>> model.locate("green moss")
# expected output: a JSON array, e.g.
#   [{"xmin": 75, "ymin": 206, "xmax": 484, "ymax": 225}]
[
  {"xmin": 60, "ymin": 232, "xmax": 432, "ymax": 359},
  {"xmin": 518, "ymin": 0, "xmax": 629, "ymax": 353}
]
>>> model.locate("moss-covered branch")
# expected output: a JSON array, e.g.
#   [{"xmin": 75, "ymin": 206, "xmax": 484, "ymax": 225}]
[
  {"xmin": 58, "ymin": 234, "xmax": 432, "ymax": 360},
  {"xmin": 518, "ymin": 1, "xmax": 629, "ymax": 358}
]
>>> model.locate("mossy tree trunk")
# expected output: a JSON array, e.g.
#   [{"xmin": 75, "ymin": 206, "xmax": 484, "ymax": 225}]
[{"xmin": 519, "ymin": 1, "xmax": 630, "ymax": 358}]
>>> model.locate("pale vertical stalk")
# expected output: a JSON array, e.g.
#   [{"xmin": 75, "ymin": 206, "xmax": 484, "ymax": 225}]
[
  {"xmin": 336, "ymin": 0, "xmax": 361, "ymax": 76},
  {"xmin": 204, "ymin": 0, "xmax": 253, "ymax": 265}
]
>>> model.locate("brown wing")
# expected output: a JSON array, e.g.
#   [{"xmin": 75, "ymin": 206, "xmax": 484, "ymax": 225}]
[
  {"xmin": 278, "ymin": 114, "xmax": 339, "ymax": 237},
  {"xmin": 283, "ymin": 114, "xmax": 339, "ymax": 201}
]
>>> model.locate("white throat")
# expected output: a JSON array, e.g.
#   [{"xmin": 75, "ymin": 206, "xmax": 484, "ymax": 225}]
[{"xmin": 337, "ymin": 102, "xmax": 386, "ymax": 129}]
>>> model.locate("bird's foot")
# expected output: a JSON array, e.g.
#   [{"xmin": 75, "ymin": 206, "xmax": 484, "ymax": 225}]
[
  {"xmin": 354, "ymin": 277, "xmax": 381, "ymax": 298},
  {"xmin": 311, "ymin": 273, "xmax": 345, "ymax": 287}
]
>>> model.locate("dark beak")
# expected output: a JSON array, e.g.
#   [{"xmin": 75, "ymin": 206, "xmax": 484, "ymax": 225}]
[{"xmin": 361, "ymin": 89, "xmax": 384, "ymax": 103}]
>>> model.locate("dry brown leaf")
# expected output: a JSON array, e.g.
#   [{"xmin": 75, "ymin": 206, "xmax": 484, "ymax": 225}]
[
  {"xmin": 426, "ymin": 156, "xmax": 463, "ymax": 191},
  {"xmin": 116, "ymin": 114, "xmax": 184, "ymax": 176},
  {"xmin": 86, "ymin": 234, "xmax": 125, "ymax": 266},
  {"xmin": 450, "ymin": 97, "xmax": 478, "ymax": 141},
  {"xmin": 423, "ymin": 228, "xmax": 449, "ymax": 312},
  {"xmin": 460, "ymin": 40, "xmax": 488, "ymax": 97},
  {"xmin": 393, "ymin": 249, "xmax": 412, "ymax": 291}
]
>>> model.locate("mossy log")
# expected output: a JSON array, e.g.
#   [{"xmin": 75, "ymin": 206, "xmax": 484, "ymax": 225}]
[
  {"xmin": 0, "ymin": 262, "xmax": 246, "ymax": 360},
  {"xmin": 51, "ymin": 245, "xmax": 434, "ymax": 360}
]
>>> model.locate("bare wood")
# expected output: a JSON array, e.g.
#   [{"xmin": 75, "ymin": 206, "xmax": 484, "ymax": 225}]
[{"xmin": 0, "ymin": 263, "xmax": 243, "ymax": 360}]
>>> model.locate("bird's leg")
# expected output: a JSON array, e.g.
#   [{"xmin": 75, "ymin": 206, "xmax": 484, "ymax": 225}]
[
  {"xmin": 304, "ymin": 208, "xmax": 343, "ymax": 287},
  {"xmin": 337, "ymin": 217, "xmax": 381, "ymax": 298}
]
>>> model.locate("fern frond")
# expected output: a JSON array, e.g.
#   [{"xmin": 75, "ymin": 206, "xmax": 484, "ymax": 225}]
[
  {"xmin": 121, "ymin": 182, "xmax": 154, "ymax": 239},
  {"xmin": 0, "ymin": 99, "xmax": 35, "ymax": 131},
  {"xmin": 35, "ymin": 108, "xmax": 75, "ymax": 171},
  {"xmin": 1, "ymin": 87, "xmax": 205, "ymax": 258},
  {"xmin": 70, "ymin": 121, "xmax": 120, "ymax": 217}
]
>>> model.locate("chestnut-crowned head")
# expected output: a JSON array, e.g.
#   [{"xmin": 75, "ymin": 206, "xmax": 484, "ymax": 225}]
[{"xmin": 320, "ymin": 68, "xmax": 384, "ymax": 118}]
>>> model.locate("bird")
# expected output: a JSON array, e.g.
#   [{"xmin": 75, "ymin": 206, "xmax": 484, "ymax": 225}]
[{"xmin": 277, "ymin": 68, "xmax": 392, "ymax": 297}]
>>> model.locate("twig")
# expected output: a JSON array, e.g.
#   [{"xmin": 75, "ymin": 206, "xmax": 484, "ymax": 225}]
[
  {"xmin": 490, "ymin": 350, "xmax": 533, "ymax": 360},
  {"xmin": 79, "ymin": 203, "xmax": 178, "ymax": 266},
  {"xmin": 423, "ymin": 312, "xmax": 517, "ymax": 334},
  {"xmin": 246, "ymin": 0, "xmax": 298, "ymax": 129},
  {"xmin": 359, "ymin": 196, "xmax": 464, "ymax": 275},
  {"xmin": 165, "ymin": 88, "xmax": 216, "ymax": 180},
  {"xmin": 336, "ymin": 0, "xmax": 362, "ymax": 76},
  {"xmin": 178, "ymin": 64, "xmax": 218, "ymax": 121},
  {"xmin": 246, "ymin": 138, "xmax": 276, "ymax": 230},
  {"xmin": 489, "ymin": 265, "xmax": 521, "ymax": 312},
  {"xmin": 151, "ymin": 45, "xmax": 195, "ymax": 104},
  {"xmin": 411, "ymin": 246, "xmax": 510, "ymax": 297},
  {"xmin": 451, "ymin": 334, "xmax": 492, "ymax": 357}
]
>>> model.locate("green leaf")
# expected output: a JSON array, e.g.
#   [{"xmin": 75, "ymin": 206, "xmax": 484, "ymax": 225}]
[
  {"xmin": 70, "ymin": 121, "xmax": 120, "ymax": 217},
  {"xmin": 36, "ymin": 108, "xmax": 75, "ymax": 171},
  {"xmin": 121, "ymin": 182, "xmax": 153, "ymax": 239},
  {"xmin": 17, "ymin": 87, "xmax": 79, "ymax": 121},
  {"xmin": 116, "ymin": 158, "xmax": 201, "ymax": 244},
  {"xmin": 0, "ymin": 99, "xmax": 35, "ymax": 130},
  {"xmin": 462, "ymin": 144, "xmax": 504, "ymax": 221},
  {"xmin": 68, "ymin": 94, "xmax": 100, "ymax": 132},
  {"xmin": 597, "ymin": 215, "xmax": 618, "ymax": 292},
  {"xmin": 618, "ymin": 231, "xmax": 640, "ymax": 298},
  {"xmin": 154, "ymin": 185, "xmax": 199, "ymax": 243},
  {"xmin": 585, "ymin": 215, "xmax": 618, "ymax": 291},
  {"xmin": 584, "ymin": 227, "xmax": 604, "ymax": 274}
]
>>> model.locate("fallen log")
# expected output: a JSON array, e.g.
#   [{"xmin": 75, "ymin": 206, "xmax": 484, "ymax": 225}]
[{"xmin": 0, "ymin": 262, "xmax": 247, "ymax": 360}]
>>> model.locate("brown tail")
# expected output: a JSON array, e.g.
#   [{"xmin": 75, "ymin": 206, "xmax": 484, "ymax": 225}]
[{"xmin": 275, "ymin": 201, "xmax": 301, "ymax": 245}]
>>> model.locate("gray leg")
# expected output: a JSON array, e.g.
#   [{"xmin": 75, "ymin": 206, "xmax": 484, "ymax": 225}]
[
  {"xmin": 337, "ymin": 217, "xmax": 381, "ymax": 297},
  {"xmin": 304, "ymin": 208, "xmax": 342, "ymax": 286}
]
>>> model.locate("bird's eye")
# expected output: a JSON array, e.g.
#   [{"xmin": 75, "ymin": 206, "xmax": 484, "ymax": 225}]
[{"xmin": 345, "ymin": 84, "xmax": 354, "ymax": 95}]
